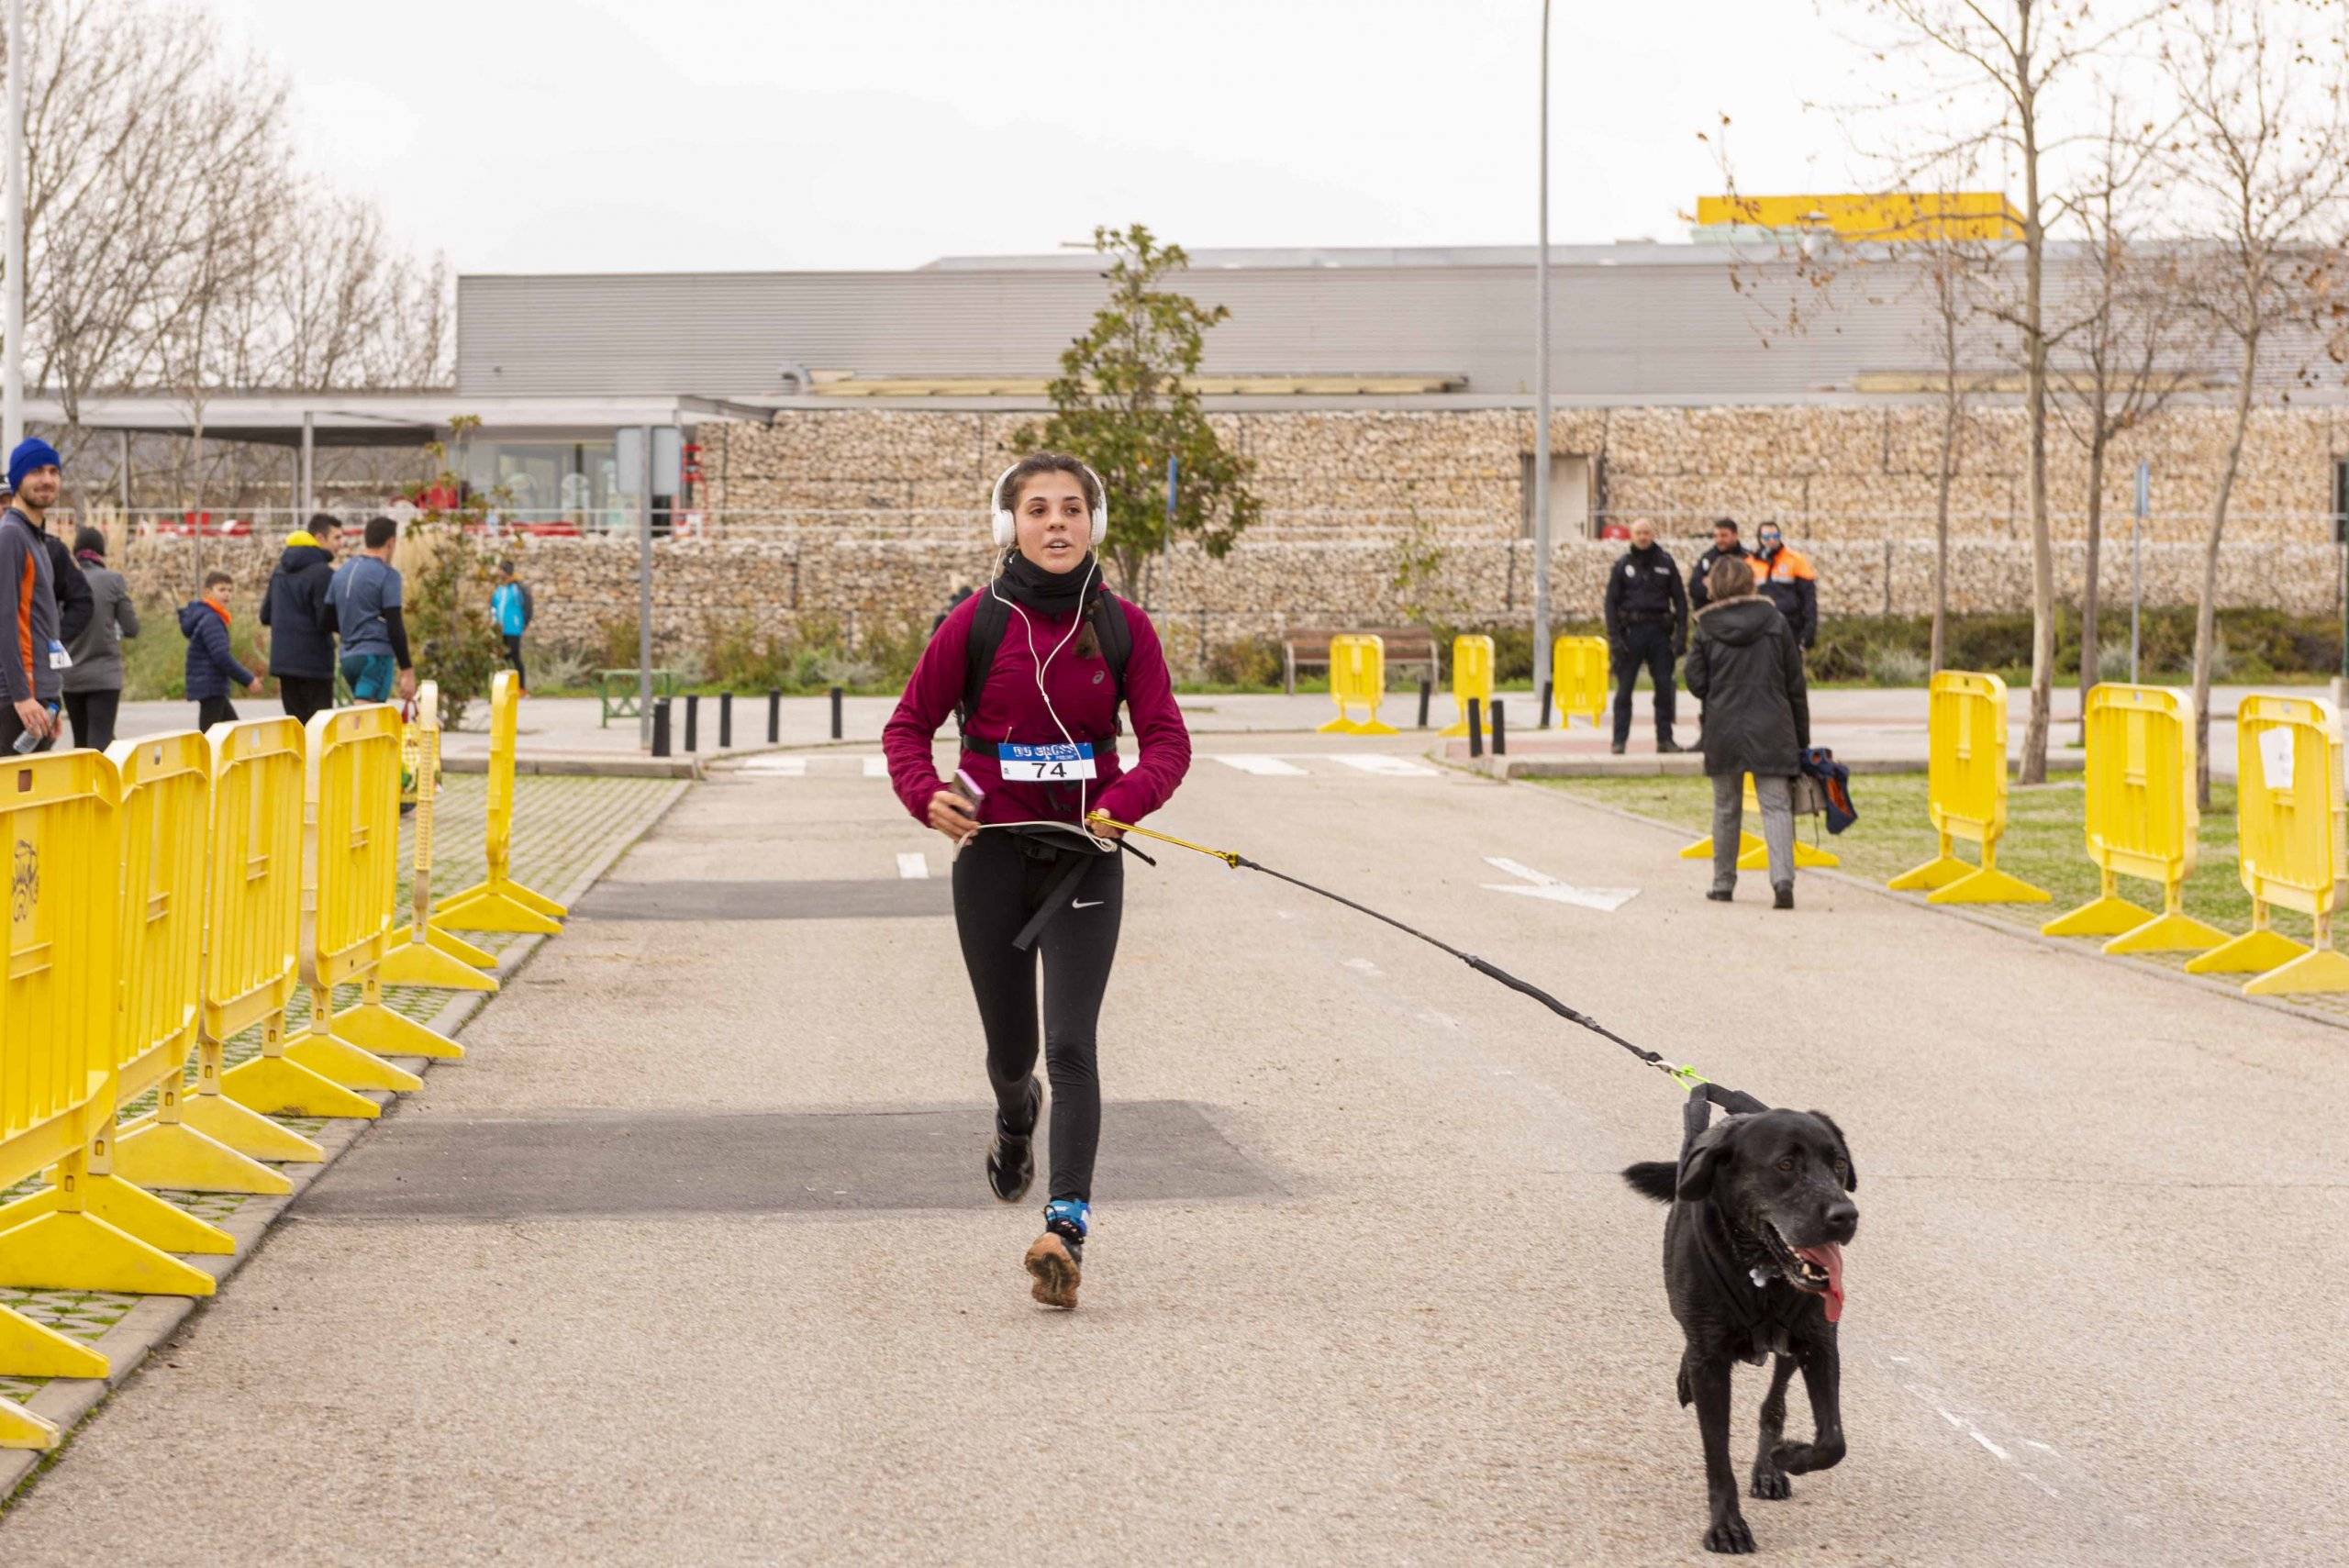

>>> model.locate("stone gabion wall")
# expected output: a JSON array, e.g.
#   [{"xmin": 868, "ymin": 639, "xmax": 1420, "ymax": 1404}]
[
  {"xmin": 699, "ymin": 404, "xmax": 2349, "ymax": 543},
  {"xmin": 95, "ymin": 401, "xmax": 2349, "ymax": 667}
]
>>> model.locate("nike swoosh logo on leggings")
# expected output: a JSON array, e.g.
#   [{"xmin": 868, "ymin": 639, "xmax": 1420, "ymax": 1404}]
[{"xmin": 1071, "ymin": 898, "xmax": 1104, "ymax": 908}]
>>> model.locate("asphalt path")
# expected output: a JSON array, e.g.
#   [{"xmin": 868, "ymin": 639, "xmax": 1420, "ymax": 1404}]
[{"xmin": 2, "ymin": 731, "xmax": 2340, "ymax": 1564}]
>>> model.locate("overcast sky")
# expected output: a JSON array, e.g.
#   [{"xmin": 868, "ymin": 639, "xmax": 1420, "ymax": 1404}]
[{"xmin": 206, "ymin": 0, "xmax": 1882, "ymax": 275}]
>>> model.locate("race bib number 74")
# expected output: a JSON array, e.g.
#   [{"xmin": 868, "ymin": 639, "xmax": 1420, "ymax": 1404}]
[{"xmin": 997, "ymin": 741, "xmax": 1097, "ymax": 782}]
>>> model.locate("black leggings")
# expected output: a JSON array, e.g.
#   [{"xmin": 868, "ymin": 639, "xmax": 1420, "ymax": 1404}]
[
  {"xmin": 952, "ymin": 829, "xmax": 1124, "ymax": 1205},
  {"xmin": 64, "ymin": 689, "xmax": 120, "ymax": 751},
  {"xmin": 503, "ymin": 635, "xmax": 527, "ymax": 690}
]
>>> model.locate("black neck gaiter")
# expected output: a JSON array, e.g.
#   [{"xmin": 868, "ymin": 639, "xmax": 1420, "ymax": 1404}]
[{"xmin": 996, "ymin": 550, "xmax": 1098, "ymax": 617}]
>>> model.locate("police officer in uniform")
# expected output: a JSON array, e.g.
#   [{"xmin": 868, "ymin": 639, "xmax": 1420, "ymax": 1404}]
[
  {"xmin": 1687, "ymin": 517, "xmax": 1749, "ymax": 613},
  {"xmin": 1603, "ymin": 517, "xmax": 1688, "ymax": 755}
]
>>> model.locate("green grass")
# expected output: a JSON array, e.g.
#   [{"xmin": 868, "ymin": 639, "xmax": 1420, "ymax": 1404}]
[{"xmin": 1536, "ymin": 771, "xmax": 2314, "ymax": 951}]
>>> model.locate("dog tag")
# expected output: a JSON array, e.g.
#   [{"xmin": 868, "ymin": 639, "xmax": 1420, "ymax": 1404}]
[{"xmin": 997, "ymin": 741, "xmax": 1097, "ymax": 782}]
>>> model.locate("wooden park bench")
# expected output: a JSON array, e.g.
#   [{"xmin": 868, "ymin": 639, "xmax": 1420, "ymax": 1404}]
[
  {"xmin": 599, "ymin": 668, "xmax": 684, "ymax": 727},
  {"xmin": 1280, "ymin": 628, "xmax": 1440, "ymax": 695}
]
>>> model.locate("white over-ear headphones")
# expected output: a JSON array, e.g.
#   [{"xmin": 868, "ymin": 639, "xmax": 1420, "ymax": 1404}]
[{"xmin": 992, "ymin": 461, "xmax": 1108, "ymax": 549}]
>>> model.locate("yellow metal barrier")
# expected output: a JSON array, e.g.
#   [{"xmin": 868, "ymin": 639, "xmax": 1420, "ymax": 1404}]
[
  {"xmin": 2042, "ymin": 685, "xmax": 2226, "ymax": 955},
  {"xmin": 1887, "ymin": 671, "xmax": 2049, "ymax": 905},
  {"xmin": 1678, "ymin": 773, "xmax": 1841, "ymax": 869},
  {"xmin": 0, "ymin": 735, "xmax": 246, "ymax": 1272},
  {"xmin": 205, "ymin": 717, "xmax": 372, "ymax": 1128},
  {"xmin": 290, "ymin": 704, "xmax": 457, "ymax": 1086},
  {"xmin": 2185, "ymin": 695, "xmax": 2349, "ymax": 995},
  {"xmin": 1437, "ymin": 635, "xmax": 1496, "ymax": 739},
  {"xmin": 436, "ymin": 672, "xmax": 567, "ymax": 934},
  {"xmin": 1553, "ymin": 636, "xmax": 1609, "ymax": 728},
  {"xmin": 1318, "ymin": 635, "xmax": 1399, "ymax": 736},
  {"xmin": 0, "ymin": 754, "xmax": 223, "ymax": 1307},
  {"xmin": 0, "ymin": 753, "xmax": 128, "ymax": 1445},
  {"xmin": 381, "ymin": 683, "xmax": 499, "ymax": 990}
]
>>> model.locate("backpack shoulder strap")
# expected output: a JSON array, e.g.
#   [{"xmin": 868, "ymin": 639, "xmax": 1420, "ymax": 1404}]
[
  {"xmin": 956, "ymin": 590, "xmax": 1010, "ymax": 742},
  {"xmin": 1092, "ymin": 592, "xmax": 1133, "ymax": 733}
]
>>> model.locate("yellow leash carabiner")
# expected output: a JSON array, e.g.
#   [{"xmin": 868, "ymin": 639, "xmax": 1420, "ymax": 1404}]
[{"xmin": 1085, "ymin": 812, "xmax": 1242, "ymax": 869}]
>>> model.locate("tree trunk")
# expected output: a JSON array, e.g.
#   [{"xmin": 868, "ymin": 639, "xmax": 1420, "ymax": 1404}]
[
  {"xmin": 1932, "ymin": 385, "xmax": 1958, "ymax": 677},
  {"xmin": 2080, "ymin": 426, "xmax": 2108, "ymax": 715},
  {"xmin": 2020, "ymin": 82, "xmax": 2054, "ymax": 785},
  {"xmin": 2195, "ymin": 332, "xmax": 2258, "ymax": 810}
]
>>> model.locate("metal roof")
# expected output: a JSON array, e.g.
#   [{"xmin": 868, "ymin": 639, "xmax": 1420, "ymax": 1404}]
[
  {"xmin": 28, "ymin": 392, "xmax": 770, "ymax": 445},
  {"xmin": 457, "ymin": 242, "xmax": 2323, "ymax": 405}
]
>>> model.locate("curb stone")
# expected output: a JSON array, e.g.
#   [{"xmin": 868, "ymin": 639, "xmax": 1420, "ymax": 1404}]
[{"xmin": 0, "ymin": 777, "xmax": 692, "ymax": 1507}]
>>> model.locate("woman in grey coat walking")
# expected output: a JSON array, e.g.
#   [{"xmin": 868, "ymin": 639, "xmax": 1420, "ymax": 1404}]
[
  {"xmin": 62, "ymin": 527, "xmax": 139, "ymax": 751},
  {"xmin": 1683, "ymin": 555, "xmax": 1809, "ymax": 908}
]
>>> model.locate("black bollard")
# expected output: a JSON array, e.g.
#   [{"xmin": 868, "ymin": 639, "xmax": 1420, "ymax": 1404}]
[
  {"xmin": 1467, "ymin": 696, "xmax": 1484, "ymax": 759},
  {"xmin": 651, "ymin": 698, "xmax": 673, "ymax": 758},
  {"xmin": 684, "ymin": 693, "xmax": 700, "ymax": 752},
  {"xmin": 1417, "ymin": 678, "xmax": 1432, "ymax": 729},
  {"xmin": 767, "ymin": 690, "xmax": 781, "ymax": 744},
  {"xmin": 1492, "ymin": 698, "xmax": 1508, "ymax": 756},
  {"xmin": 719, "ymin": 691, "xmax": 733, "ymax": 749},
  {"xmin": 1539, "ymin": 680, "xmax": 1553, "ymax": 730},
  {"xmin": 829, "ymin": 685, "xmax": 843, "ymax": 740}
]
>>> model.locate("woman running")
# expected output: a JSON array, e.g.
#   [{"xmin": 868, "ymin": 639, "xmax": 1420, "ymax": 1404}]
[{"xmin": 883, "ymin": 452, "xmax": 1192, "ymax": 1308}]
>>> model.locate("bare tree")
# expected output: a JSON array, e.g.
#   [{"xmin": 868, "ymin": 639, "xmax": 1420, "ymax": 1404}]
[
  {"xmin": 1855, "ymin": 0, "xmax": 2164, "ymax": 782},
  {"xmin": 2162, "ymin": 0, "xmax": 2349, "ymax": 806},
  {"xmin": 2046, "ymin": 92, "xmax": 2201, "ymax": 715}
]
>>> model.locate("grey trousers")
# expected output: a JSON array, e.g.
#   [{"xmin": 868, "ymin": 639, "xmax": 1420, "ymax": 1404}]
[{"xmin": 1712, "ymin": 772, "xmax": 1796, "ymax": 891}]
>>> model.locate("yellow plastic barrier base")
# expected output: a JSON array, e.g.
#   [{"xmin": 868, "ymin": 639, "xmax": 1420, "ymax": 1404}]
[
  {"xmin": 0, "ymin": 1173, "xmax": 235, "ymax": 1259},
  {"xmin": 0, "ymin": 1210, "xmax": 216, "ymax": 1296},
  {"xmin": 2042, "ymin": 895, "xmax": 2154, "ymax": 939},
  {"xmin": 436, "ymin": 882, "xmax": 563, "ymax": 936},
  {"xmin": 1887, "ymin": 854, "xmax": 1972, "ymax": 892},
  {"xmin": 1, "ymin": 1393, "xmax": 59, "ymax": 1450},
  {"xmin": 114, "ymin": 1119, "xmax": 293, "ymax": 1196},
  {"xmin": 2185, "ymin": 928, "xmax": 2311, "ymax": 976},
  {"xmin": 172, "ymin": 1093, "xmax": 326, "ymax": 1164},
  {"xmin": 2242, "ymin": 946, "xmax": 2349, "ymax": 995},
  {"xmin": 377, "ymin": 933, "xmax": 499, "ymax": 993},
  {"xmin": 1926, "ymin": 867, "xmax": 2051, "ymax": 905},
  {"xmin": 0, "ymin": 1302, "xmax": 108, "ymax": 1379},
  {"xmin": 428, "ymin": 924, "xmax": 498, "ymax": 970},
  {"xmin": 329, "ymin": 1001, "xmax": 464, "ymax": 1062},
  {"xmin": 284, "ymin": 1032, "xmax": 425, "ymax": 1093},
  {"xmin": 220, "ymin": 1053, "xmax": 384, "ymax": 1120},
  {"xmin": 1681, "ymin": 832, "xmax": 1840, "ymax": 871},
  {"xmin": 1319, "ymin": 716, "xmax": 1398, "ymax": 736},
  {"xmin": 2103, "ymin": 910, "xmax": 2229, "ymax": 956}
]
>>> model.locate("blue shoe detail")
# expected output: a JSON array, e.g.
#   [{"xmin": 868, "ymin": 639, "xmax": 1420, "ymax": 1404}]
[{"xmin": 1042, "ymin": 1198, "xmax": 1089, "ymax": 1239}]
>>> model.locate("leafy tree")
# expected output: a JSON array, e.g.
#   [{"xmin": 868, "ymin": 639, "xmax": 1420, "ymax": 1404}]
[
  {"xmin": 1016, "ymin": 224, "xmax": 1260, "ymax": 600},
  {"xmin": 401, "ymin": 416, "xmax": 510, "ymax": 730}
]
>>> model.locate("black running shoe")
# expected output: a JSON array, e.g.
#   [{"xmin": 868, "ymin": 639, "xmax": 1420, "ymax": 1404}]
[
  {"xmin": 1774, "ymin": 883, "xmax": 1795, "ymax": 910},
  {"xmin": 985, "ymin": 1078, "xmax": 1041, "ymax": 1203}
]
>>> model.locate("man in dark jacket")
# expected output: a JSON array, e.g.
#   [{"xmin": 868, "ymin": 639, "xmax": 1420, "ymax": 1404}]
[
  {"xmin": 1751, "ymin": 522, "xmax": 1819, "ymax": 650},
  {"xmin": 1684, "ymin": 556, "xmax": 1811, "ymax": 908},
  {"xmin": 260, "ymin": 514, "xmax": 342, "ymax": 723},
  {"xmin": 1602, "ymin": 518, "xmax": 1688, "ymax": 755},
  {"xmin": 1687, "ymin": 517, "xmax": 1749, "ymax": 613},
  {"xmin": 181, "ymin": 570, "xmax": 260, "ymax": 730}
]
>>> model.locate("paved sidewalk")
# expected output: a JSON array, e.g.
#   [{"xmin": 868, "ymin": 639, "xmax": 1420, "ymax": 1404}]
[
  {"xmin": 0, "ymin": 772, "xmax": 685, "ymax": 1466},
  {"xmin": 1, "ymin": 743, "xmax": 2339, "ymax": 1563}
]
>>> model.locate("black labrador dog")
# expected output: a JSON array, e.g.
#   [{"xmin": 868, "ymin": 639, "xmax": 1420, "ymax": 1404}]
[{"xmin": 1622, "ymin": 1093, "xmax": 1859, "ymax": 1554}]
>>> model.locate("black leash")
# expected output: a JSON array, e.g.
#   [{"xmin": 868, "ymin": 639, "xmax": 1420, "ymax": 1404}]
[{"xmin": 1086, "ymin": 812, "xmax": 1768, "ymax": 1117}]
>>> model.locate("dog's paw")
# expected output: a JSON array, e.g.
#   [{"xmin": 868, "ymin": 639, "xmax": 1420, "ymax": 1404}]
[
  {"xmin": 1774, "ymin": 1435, "xmax": 1848, "ymax": 1474},
  {"xmin": 1749, "ymin": 1468, "xmax": 1791, "ymax": 1500},
  {"xmin": 1704, "ymin": 1514, "xmax": 1757, "ymax": 1554}
]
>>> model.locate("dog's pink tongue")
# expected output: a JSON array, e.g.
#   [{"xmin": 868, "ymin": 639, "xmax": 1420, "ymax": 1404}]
[{"xmin": 1795, "ymin": 1244, "xmax": 1845, "ymax": 1322}]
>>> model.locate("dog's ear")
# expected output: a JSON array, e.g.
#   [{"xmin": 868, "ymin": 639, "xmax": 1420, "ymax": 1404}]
[
  {"xmin": 1809, "ymin": 1110, "xmax": 1857, "ymax": 1192},
  {"xmin": 1676, "ymin": 1121, "xmax": 1736, "ymax": 1202}
]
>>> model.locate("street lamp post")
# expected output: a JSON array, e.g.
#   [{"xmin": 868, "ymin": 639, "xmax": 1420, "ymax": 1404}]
[
  {"xmin": 1530, "ymin": 0, "xmax": 1554, "ymax": 720},
  {"xmin": 4, "ymin": 0, "xmax": 25, "ymax": 455}
]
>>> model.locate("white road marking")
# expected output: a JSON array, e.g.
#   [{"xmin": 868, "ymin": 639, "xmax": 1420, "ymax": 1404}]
[
  {"xmin": 1212, "ymin": 753, "xmax": 1310, "ymax": 775},
  {"xmin": 863, "ymin": 756, "xmax": 889, "ymax": 778},
  {"xmin": 1480, "ymin": 856, "xmax": 1641, "ymax": 912},
  {"xmin": 896, "ymin": 852, "xmax": 929, "ymax": 880},
  {"xmin": 740, "ymin": 756, "xmax": 807, "ymax": 775},
  {"xmin": 1330, "ymin": 754, "xmax": 1440, "ymax": 777},
  {"xmin": 1969, "ymin": 1429, "xmax": 2012, "ymax": 1462}
]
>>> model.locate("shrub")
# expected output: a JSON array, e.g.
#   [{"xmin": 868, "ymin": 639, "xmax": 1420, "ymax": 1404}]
[{"xmin": 1205, "ymin": 634, "xmax": 1283, "ymax": 688}]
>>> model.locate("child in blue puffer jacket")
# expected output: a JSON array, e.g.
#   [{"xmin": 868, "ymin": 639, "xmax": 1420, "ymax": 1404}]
[{"xmin": 180, "ymin": 569, "xmax": 260, "ymax": 730}]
